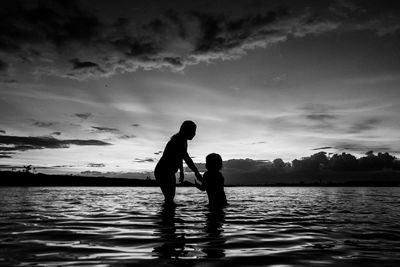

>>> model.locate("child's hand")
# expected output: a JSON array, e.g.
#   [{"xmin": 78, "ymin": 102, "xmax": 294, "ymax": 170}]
[{"xmin": 194, "ymin": 179, "xmax": 205, "ymax": 191}]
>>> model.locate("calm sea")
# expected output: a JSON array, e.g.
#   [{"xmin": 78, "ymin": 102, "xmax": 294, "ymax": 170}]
[{"xmin": 1, "ymin": 187, "xmax": 399, "ymax": 266}]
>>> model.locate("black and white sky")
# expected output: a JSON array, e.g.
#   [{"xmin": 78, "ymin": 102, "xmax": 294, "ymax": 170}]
[{"xmin": 1, "ymin": 0, "xmax": 400, "ymax": 174}]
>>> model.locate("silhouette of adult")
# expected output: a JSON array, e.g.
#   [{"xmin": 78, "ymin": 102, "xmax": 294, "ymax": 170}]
[{"xmin": 154, "ymin": 121, "xmax": 202, "ymax": 205}]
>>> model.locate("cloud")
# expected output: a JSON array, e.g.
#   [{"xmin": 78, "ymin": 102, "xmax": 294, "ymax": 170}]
[
  {"xmin": 351, "ymin": 15, "xmax": 400, "ymax": 36},
  {"xmin": 0, "ymin": 1, "xmax": 342, "ymax": 81},
  {"xmin": 0, "ymin": 129, "xmax": 5, "ymax": 134},
  {"xmin": 71, "ymin": 58, "xmax": 101, "ymax": 70},
  {"xmin": 0, "ymin": 135, "xmax": 112, "ymax": 156},
  {"xmin": 90, "ymin": 126, "xmax": 121, "ymax": 134},
  {"xmin": 154, "ymin": 151, "xmax": 163, "ymax": 155},
  {"xmin": 251, "ymin": 141, "xmax": 266, "ymax": 145},
  {"xmin": 0, "ymin": 59, "xmax": 8, "ymax": 72},
  {"xmin": 51, "ymin": 165, "xmax": 75, "ymax": 168},
  {"xmin": 2, "ymin": 1, "xmax": 397, "ymax": 81},
  {"xmin": 74, "ymin": 112, "xmax": 92, "ymax": 120},
  {"xmin": 333, "ymin": 141, "xmax": 391, "ymax": 153},
  {"xmin": 329, "ymin": 0, "xmax": 361, "ymax": 17},
  {"xmin": 119, "ymin": 134, "xmax": 136, "ymax": 139},
  {"xmin": 132, "ymin": 124, "xmax": 140, "ymax": 127},
  {"xmin": 306, "ymin": 114, "xmax": 338, "ymax": 121},
  {"xmin": 90, "ymin": 126, "xmax": 136, "ymax": 139},
  {"xmin": 87, "ymin": 163, "xmax": 106, "ymax": 168},
  {"xmin": 134, "ymin": 157, "xmax": 155, "ymax": 163},
  {"xmin": 33, "ymin": 121, "xmax": 55, "ymax": 128},
  {"xmin": 0, "ymin": 152, "xmax": 14, "ymax": 158},
  {"xmin": 51, "ymin": 131, "xmax": 61, "ymax": 136},
  {"xmin": 347, "ymin": 118, "xmax": 381, "ymax": 133},
  {"xmin": 312, "ymin": 146, "xmax": 333, "ymax": 150}
]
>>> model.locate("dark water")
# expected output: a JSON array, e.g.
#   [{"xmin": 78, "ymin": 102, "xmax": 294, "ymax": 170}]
[{"xmin": 1, "ymin": 187, "xmax": 400, "ymax": 266}]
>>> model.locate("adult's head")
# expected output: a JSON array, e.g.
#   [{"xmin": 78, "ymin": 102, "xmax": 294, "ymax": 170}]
[{"xmin": 179, "ymin": 120, "xmax": 197, "ymax": 140}]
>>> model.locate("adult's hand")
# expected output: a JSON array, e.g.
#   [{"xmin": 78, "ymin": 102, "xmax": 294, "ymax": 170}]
[
  {"xmin": 179, "ymin": 172, "xmax": 185, "ymax": 183},
  {"xmin": 195, "ymin": 171, "xmax": 202, "ymax": 182}
]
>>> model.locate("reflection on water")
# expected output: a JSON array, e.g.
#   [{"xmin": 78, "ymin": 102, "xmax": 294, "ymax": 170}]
[
  {"xmin": 203, "ymin": 208, "xmax": 226, "ymax": 259},
  {"xmin": 153, "ymin": 204, "xmax": 186, "ymax": 259},
  {"xmin": 1, "ymin": 186, "xmax": 400, "ymax": 266}
]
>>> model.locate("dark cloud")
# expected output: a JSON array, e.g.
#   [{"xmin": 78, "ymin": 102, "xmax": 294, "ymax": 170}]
[
  {"xmin": 0, "ymin": 129, "xmax": 5, "ymax": 134},
  {"xmin": 134, "ymin": 157, "xmax": 155, "ymax": 163},
  {"xmin": 0, "ymin": 152, "xmax": 14, "ymax": 158},
  {"xmin": 251, "ymin": 141, "xmax": 266, "ymax": 145},
  {"xmin": 74, "ymin": 112, "xmax": 92, "ymax": 120},
  {"xmin": 0, "ymin": 59, "xmax": 8, "ymax": 71},
  {"xmin": 33, "ymin": 121, "xmax": 55, "ymax": 128},
  {"xmin": 0, "ymin": 0, "xmax": 338, "ymax": 80},
  {"xmin": 119, "ymin": 134, "xmax": 136, "ymax": 139},
  {"xmin": 189, "ymin": 9, "xmax": 287, "ymax": 53},
  {"xmin": 51, "ymin": 131, "xmax": 61, "ymax": 136},
  {"xmin": 51, "ymin": 164, "xmax": 75, "ymax": 168},
  {"xmin": 299, "ymin": 103, "xmax": 339, "ymax": 131},
  {"xmin": 90, "ymin": 126, "xmax": 136, "ymax": 139},
  {"xmin": 132, "ymin": 124, "xmax": 140, "ymax": 127},
  {"xmin": 71, "ymin": 59, "xmax": 100, "ymax": 70},
  {"xmin": 154, "ymin": 151, "xmax": 163, "ymax": 155},
  {"xmin": 306, "ymin": 114, "xmax": 337, "ymax": 121},
  {"xmin": 87, "ymin": 163, "xmax": 106, "ymax": 168},
  {"xmin": 91, "ymin": 126, "xmax": 121, "ymax": 134},
  {"xmin": 1, "ymin": 0, "xmax": 398, "ymax": 80},
  {"xmin": 312, "ymin": 146, "xmax": 333, "ymax": 150},
  {"xmin": 0, "ymin": 78, "xmax": 17, "ymax": 83},
  {"xmin": 329, "ymin": 0, "xmax": 361, "ymax": 17},
  {"xmin": 333, "ymin": 141, "xmax": 391, "ymax": 153},
  {"xmin": 0, "ymin": 134, "xmax": 111, "ymax": 154}
]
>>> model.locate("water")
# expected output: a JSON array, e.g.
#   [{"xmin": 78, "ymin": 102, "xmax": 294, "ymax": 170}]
[{"xmin": 1, "ymin": 187, "xmax": 399, "ymax": 266}]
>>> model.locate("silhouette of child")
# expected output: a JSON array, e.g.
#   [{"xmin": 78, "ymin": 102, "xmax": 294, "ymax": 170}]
[{"xmin": 195, "ymin": 153, "xmax": 227, "ymax": 208}]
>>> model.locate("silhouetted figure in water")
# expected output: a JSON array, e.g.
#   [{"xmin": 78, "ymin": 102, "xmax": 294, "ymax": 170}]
[
  {"xmin": 154, "ymin": 121, "xmax": 202, "ymax": 205},
  {"xmin": 195, "ymin": 153, "xmax": 227, "ymax": 209}
]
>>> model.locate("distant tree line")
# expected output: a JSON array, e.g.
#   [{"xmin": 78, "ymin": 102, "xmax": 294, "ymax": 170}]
[{"xmin": 272, "ymin": 151, "xmax": 400, "ymax": 172}]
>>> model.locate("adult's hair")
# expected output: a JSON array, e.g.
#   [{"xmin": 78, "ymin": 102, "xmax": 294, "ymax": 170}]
[{"xmin": 179, "ymin": 120, "xmax": 196, "ymax": 135}]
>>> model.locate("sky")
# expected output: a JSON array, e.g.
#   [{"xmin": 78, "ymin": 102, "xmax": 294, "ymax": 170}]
[{"xmin": 1, "ymin": 0, "xmax": 400, "ymax": 176}]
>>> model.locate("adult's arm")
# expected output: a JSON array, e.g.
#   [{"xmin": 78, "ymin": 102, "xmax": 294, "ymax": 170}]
[
  {"xmin": 179, "ymin": 160, "xmax": 184, "ymax": 182},
  {"xmin": 183, "ymin": 152, "xmax": 199, "ymax": 173},
  {"xmin": 183, "ymin": 152, "xmax": 203, "ymax": 181}
]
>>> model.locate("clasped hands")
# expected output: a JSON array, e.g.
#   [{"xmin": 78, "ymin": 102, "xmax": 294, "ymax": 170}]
[{"xmin": 178, "ymin": 171, "xmax": 202, "ymax": 183}]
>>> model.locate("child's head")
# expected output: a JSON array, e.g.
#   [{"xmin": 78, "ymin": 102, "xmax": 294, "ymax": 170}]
[{"xmin": 206, "ymin": 153, "xmax": 223, "ymax": 171}]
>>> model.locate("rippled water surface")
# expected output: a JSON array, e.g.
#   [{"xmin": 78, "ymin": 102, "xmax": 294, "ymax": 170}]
[{"xmin": 1, "ymin": 187, "xmax": 400, "ymax": 266}]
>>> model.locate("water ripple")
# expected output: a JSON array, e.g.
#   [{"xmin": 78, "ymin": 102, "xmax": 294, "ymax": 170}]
[{"xmin": 1, "ymin": 187, "xmax": 400, "ymax": 266}]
